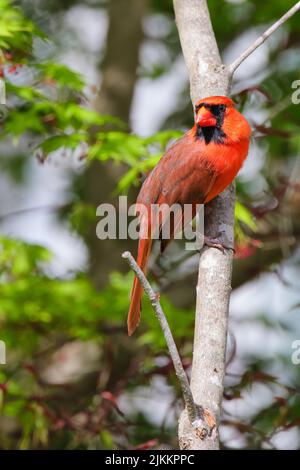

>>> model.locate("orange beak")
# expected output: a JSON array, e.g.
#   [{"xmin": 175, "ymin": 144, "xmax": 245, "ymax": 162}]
[{"xmin": 196, "ymin": 106, "xmax": 217, "ymax": 127}]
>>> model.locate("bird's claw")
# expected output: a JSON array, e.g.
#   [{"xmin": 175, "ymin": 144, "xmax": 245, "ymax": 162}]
[{"xmin": 204, "ymin": 236, "xmax": 235, "ymax": 254}]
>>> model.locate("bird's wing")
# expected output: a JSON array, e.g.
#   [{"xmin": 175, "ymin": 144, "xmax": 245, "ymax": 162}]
[
  {"xmin": 137, "ymin": 134, "xmax": 217, "ymax": 248},
  {"xmin": 138, "ymin": 134, "xmax": 216, "ymax": 205}
]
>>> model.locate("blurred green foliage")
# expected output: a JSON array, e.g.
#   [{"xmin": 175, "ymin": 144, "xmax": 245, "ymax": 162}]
[{"xmin": 0, "ymin": 0, "xmax": 42, "ymax": 50}]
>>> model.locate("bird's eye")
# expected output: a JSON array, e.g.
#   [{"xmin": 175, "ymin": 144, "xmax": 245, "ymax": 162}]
[{"xmin": 219, "ymin": 104, "xmax": 226, "ymax": 112}]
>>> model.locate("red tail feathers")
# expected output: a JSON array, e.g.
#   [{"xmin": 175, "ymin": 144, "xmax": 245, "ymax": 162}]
[{"xmin": 127, "ymin": 237, "xmax": 152, "ymax": 336}]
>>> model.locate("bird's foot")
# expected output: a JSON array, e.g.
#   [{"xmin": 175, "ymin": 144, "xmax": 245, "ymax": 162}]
[{"xmin": 204, "ymin": 236, "xmax": 235, "ymax": 254}]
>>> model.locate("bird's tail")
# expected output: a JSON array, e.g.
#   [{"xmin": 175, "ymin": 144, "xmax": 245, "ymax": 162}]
[{"xmin": 127, "ymin": 236, "xmax": 152, "ymax": 336}]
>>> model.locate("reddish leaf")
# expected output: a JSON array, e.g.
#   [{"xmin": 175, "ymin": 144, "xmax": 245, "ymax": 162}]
[
  {"xmin": 101, "ymin": 391, "xmax": 118, "ymax": 407},
  {"xmin": 4, "ymin": 52, "xmax": 13, "ymax": 60},
  {"xmin": 8, "ymin": 64, "xmax": 22, "ymax": 75},
  {"xmin": 284, "ymin": 418, "xmax": 300, "ymax": 430},
  {"xmin": 23, "ymin": 363, "xmax": 37, "ymax": 375},
  {"xmin": 235, "ymin": 239, "xmax": 262, "ymax": 259},
  {"xmin": 0, "ymin": 383, "xmax": 8, "ymax": 393},
  {"xmin": 252, "ymin": 371, "xmax": 277, "ymax": 384},
  {"xmin": 274, "ymin": 396, "xmax": 286, "ymax": 406}
]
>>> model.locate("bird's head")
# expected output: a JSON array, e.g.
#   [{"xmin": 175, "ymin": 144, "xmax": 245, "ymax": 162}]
[{"xmin": 193, "ymin": 96, "xmax": 250, "ymax": 144}]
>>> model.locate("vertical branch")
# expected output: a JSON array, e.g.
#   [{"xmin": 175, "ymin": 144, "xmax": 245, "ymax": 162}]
[
  {"xmin": 173, "ymin": 0, "xmax": 300, "ymax": 450},
  {"xmin": 180, "ymin": 188, "xmax": 235, "ymax": 450},
  {"xmin": 173, "ymin": 0, "xmax": 232, "ymax": 450},
  {"xmin": 173, "ymin": 0, "xmax": 230, "ymax": 102}
]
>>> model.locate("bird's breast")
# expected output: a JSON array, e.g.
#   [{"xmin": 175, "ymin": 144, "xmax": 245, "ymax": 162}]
[{"xmin": 203, "ymin": 138, "xmax": 250, "ymax": 202}]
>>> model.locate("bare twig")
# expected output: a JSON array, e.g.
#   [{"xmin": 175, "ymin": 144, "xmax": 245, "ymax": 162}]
[
  {"xmin": 228, "ymin": 1, "xmax": 300, "ymax": 75},
  {"xmin": 122, "ymin": 251, "xmax": 198, "ymax": 425},
  {"xmin": 0, "ymin": 204, "xmax": 67, "ymax": 221}
]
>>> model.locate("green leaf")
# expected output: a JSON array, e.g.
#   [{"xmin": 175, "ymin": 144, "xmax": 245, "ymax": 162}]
[{"xmin": 38, "ymin": 132, "xmax": 87, "ymax": 153}]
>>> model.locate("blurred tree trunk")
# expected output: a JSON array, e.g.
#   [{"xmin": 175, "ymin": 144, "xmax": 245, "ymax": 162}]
[{"xmin": 84, "ymin": 0, "xmax": 148, "ymax": 287}]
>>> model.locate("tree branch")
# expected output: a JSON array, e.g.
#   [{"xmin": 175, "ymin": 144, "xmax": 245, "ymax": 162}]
[
  {"xmin": 122, "ymin": 251, "xmax": 198, "ymax": 425},
  {"xmin": 173, "ymin": 0, "xmax": 230, "ymax": 102},
  {"xmin": 228, "ymin": 1, "xmax": 300, "ymax": 75}
]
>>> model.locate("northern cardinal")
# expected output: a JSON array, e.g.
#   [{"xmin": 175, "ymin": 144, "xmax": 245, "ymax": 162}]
[{"xmin": 127, "ymin": 96, "xmax": 251, "ymax": 336}]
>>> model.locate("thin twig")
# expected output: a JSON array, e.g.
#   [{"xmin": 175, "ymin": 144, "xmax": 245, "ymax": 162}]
[
  {"xmin": 122, "ymin": 250, "xmax": 198, "ymax": 425},
  {"xmin": 228, "ymin": 1, "xmax": 300, "ymax": 75}
]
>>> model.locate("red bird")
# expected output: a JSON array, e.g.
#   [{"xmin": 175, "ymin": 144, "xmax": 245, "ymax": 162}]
[{"xmin": 127, "ymin": 96, "xmax": 251, "ymax": 336}]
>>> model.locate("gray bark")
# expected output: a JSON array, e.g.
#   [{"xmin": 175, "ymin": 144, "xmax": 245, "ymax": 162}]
[{"xmin": 173, "ymin": 0, "xmax": 300, "ymax": 450}]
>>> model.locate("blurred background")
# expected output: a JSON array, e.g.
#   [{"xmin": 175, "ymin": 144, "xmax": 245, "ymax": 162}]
[{"xmin": 0, "ymin": 0, "xmax": 300, "ymax": 450}]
